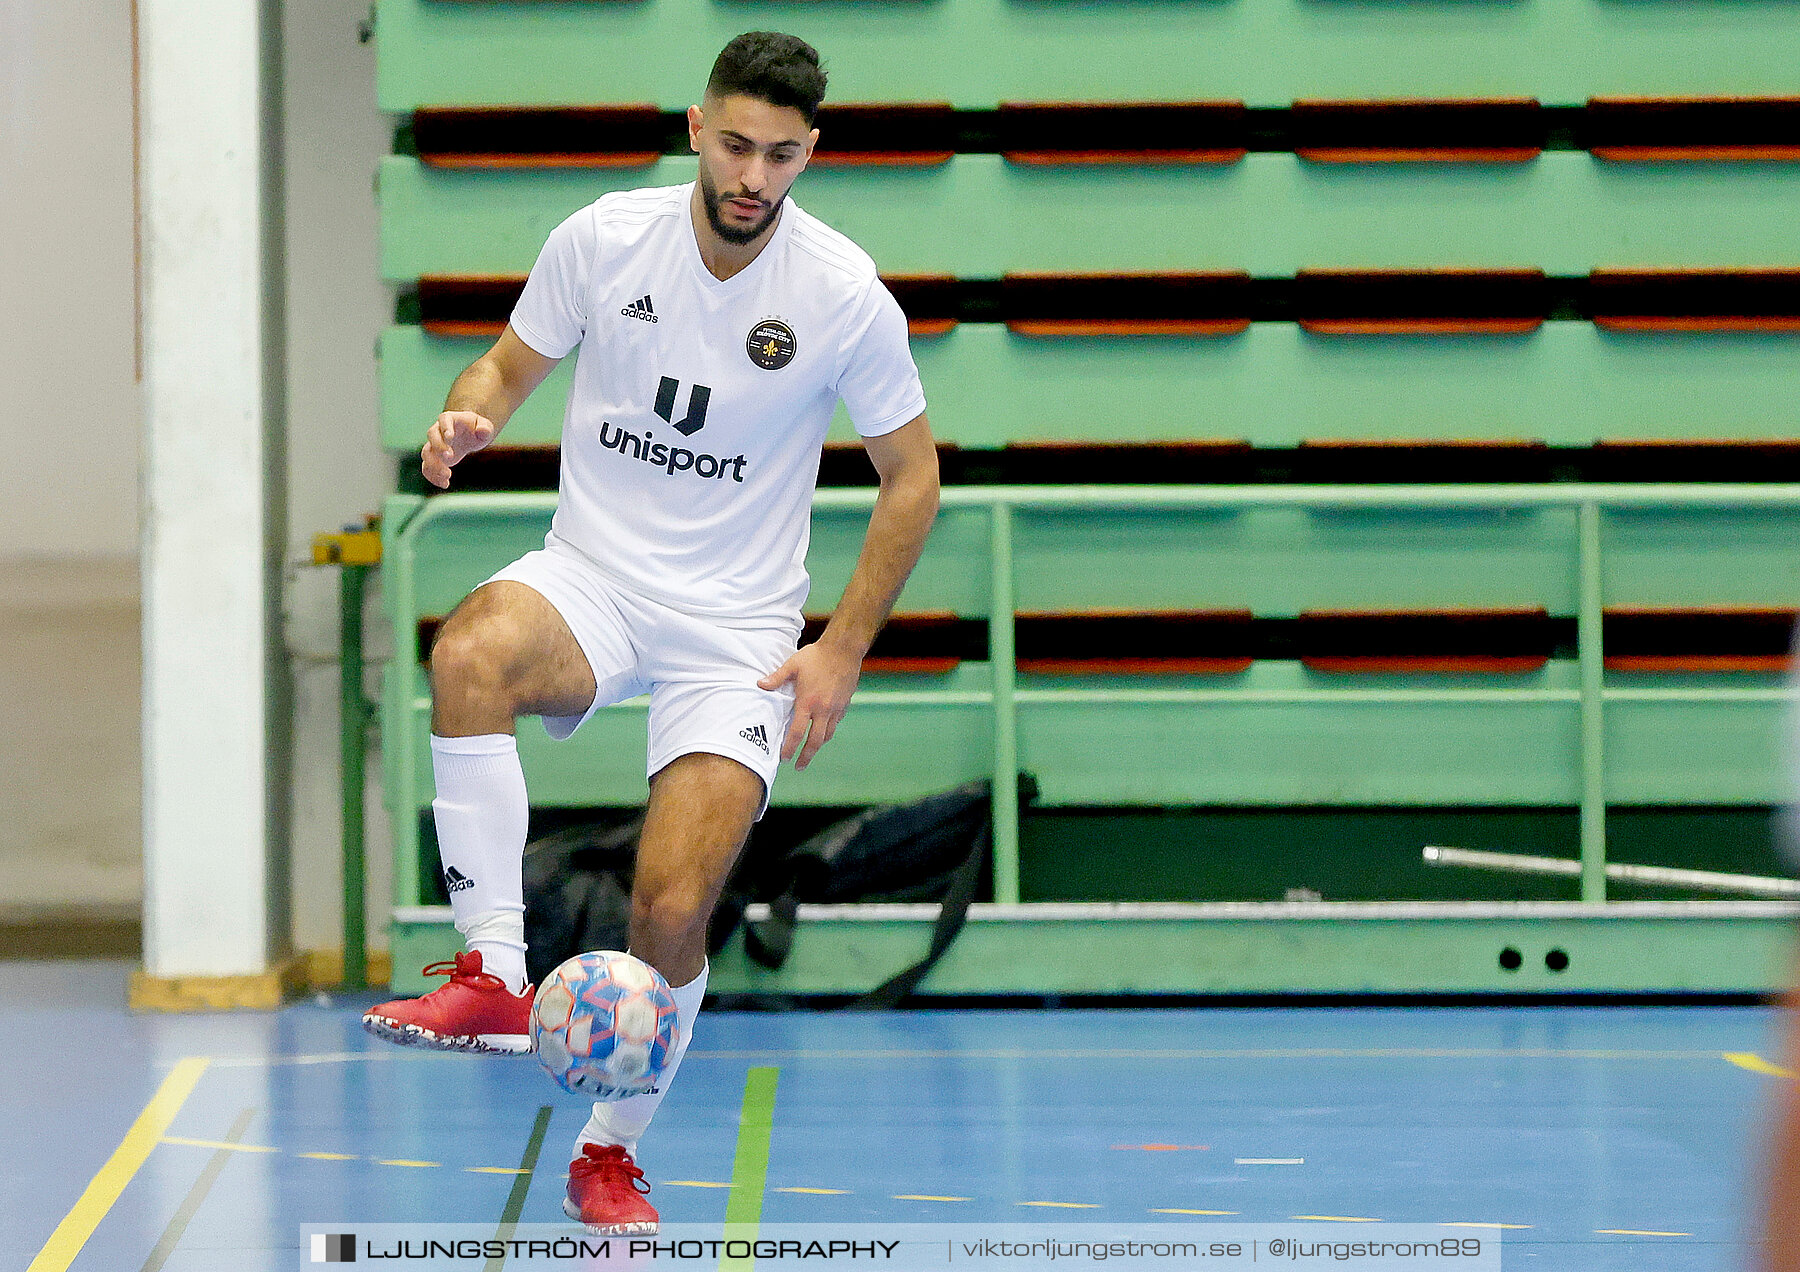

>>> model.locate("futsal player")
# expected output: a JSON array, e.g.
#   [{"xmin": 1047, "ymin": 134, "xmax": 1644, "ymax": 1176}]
[{"xmin": 361, "ymin": 32, "xmax": 939, "ymax": 1235}]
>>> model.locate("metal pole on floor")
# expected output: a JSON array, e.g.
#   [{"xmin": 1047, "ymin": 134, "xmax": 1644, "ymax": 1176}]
[
  {"xmin": 339, "ymin": 563, "xmax": 370, "ymax": 991},
  {"xmin": 989, "ymin": 501, "xmax": 1020, "ymax": 906},
  {"xmin": 1576, "ymin": 501, "xmax": 1607, "ymax": 903},
  {"xmin": 314, "ymin": 521, "xmax": 382, "ymax": 991}
]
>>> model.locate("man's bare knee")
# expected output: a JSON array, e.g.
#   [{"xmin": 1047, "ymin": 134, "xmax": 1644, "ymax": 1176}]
[
  {"xmin": 629, "ymin": 881, "xmax": 715, "ymax": 985},
  {"xmin": 429, "ymin": 593, "xmax": 531, "ymax": 734},
  {"xmin": 428, "ymin": 582, "xmax": 595, "ymax": 735}
]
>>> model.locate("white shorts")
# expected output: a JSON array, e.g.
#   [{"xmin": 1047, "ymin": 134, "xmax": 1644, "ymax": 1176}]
[{"xmin": 483, "ymin": 536, "xmax": 800, "ymax": 816}]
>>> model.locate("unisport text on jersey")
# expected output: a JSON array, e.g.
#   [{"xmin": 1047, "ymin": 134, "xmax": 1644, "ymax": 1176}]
[{"xmin": 598, "ymin": 421, "xmax": 749, "ymax": 482}]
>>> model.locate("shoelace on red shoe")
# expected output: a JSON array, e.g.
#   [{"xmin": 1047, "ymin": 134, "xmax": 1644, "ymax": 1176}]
[
  {"xmin": 572, "ymin": 1144, "xmax": 651, "ymax": 1196},
  {"xmin": 419, "ymin": 951, "xmax": 508, "ymax": 993}
]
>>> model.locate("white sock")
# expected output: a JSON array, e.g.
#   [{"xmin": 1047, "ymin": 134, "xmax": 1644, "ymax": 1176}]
[
  {"xmin": 431, "ymin": 732, "xmax": 530, "ymax": 995},
  {"xmin": 576, "ymin": 961, "xmax": 709, "ymax": 1158}
]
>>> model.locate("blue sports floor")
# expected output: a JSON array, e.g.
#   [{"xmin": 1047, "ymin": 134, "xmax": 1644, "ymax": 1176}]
[{"xmin": 7, "ymin": 960, "xmax": 1789, "ymax": 1270}]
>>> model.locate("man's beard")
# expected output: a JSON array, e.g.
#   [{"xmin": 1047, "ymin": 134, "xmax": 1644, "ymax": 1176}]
[{"xmin": 698, "ymin": 168, "xmax": 782, "ymax": 246}]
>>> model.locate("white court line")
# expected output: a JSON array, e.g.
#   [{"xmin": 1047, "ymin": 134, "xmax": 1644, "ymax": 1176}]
[
  {"xmin": 683, "ymin": 1047, "xmax": 1730, "ymax": 1062},
  {"xmin": 1236, "ymin": 1158, "xmax": 1305, "ymax": 1165},
  {"xmin": 208, "ymin": 1050, "xmax": 467, "ymax": 1069}
]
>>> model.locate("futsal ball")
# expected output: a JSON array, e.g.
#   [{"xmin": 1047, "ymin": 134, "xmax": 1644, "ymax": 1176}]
[{"xmin": 531, "ymin": 951, "xmax": 679, "ymax": 1100}]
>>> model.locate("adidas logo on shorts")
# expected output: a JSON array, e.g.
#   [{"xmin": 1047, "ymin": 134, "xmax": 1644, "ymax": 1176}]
[
  {"xmin": 621, "ymin": 294, "xmax": 657, "ymax": 323},
  {"xmin": 740, "ymin": 724, "xmax": 770, "ymax": 754},
  {"xmin": 444, "ymin": 865, "xmax": 475, "ymax": 894}
]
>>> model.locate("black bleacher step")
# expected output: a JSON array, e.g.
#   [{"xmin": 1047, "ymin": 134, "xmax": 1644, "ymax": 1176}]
[
  {"xmin": 997, "ymin": 102, "xmax": 1250, "ymax": 164},
  {"xmin": 413, "ymin": 610, "xmax": 1786, "ymax": 674},
  {"xmin": 1296, "ymin": 609, "xmax": 1569, "ymax": 673},
  {"xmin": 1002, "ymin": 273, "xmax": 1253, "ymax": 335},
  {"xmin": 1603, "ymin": 607, "xmax": 1797, "ymax": 672},
  {"xmin": 1586, "ymin": 440, "xmax": 1800, "ymax": 482},
  {"xmin": 801, "ymin": 612, "xmax": 986, "ymax": 673},
  {"xmin": 1015, "ymin": 611, "xmax": 1256, "ymax": 674},
  {"xmin": 1586, "ymin": 270, "xmax": 1800, "ymax": 331},
  {"xmin": 396, "ymin": 101, "xmax": 1799, "ymax": 165},
  {"xmin": 811, "ymin": 104, "xmax": 960, "ymax": 165},
  {"xmin": 411, "ymin": 274, "xmax": 1662, "ymax": 333},
  {"xmin": 1585, "ymin": 97, "xmax": 1800, "ymax": 161},
  {"xmin": 411, "ymin": 106, "xmax": 676, "ymax": 167},
  {"xmin": 1290, "ymin": 99, "xmax": 1547, "ymax": 162},
  {"xmin": 999, "ymin": 441, "xmax": 1255, "ymax": 484},
  {"xmin": 1293, "ymin": 440, "xmax": 1553, "ymax": 484},
  {"xmin": 1294, "ymin": 270, "xmax": 1552, "ymax": 334},
  {"xmin": 412, "ymin": 440, "xmax": 1800, "ymax": 493}
]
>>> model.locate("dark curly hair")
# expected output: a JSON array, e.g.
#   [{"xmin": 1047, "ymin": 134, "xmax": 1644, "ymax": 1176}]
[{"xmin": 706, "ymin": 32, "xmax": 828, "ymax": 126}]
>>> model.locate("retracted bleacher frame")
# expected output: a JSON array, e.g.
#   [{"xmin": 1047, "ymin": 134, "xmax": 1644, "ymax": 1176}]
[
  {"xmin": 382, "ymin": 487, "xmax": 1800, "ymax": 995},
  {"xmin": 373, "ymin": 0, "xmax": 1800, "ymax": 996}
]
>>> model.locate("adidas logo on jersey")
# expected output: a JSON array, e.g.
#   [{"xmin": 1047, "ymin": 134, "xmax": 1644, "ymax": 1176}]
[
  {"xmin": 621, "ymin": 295, "xmax": 657, "ymax": 323},
  {"xmin": 444, "ymin": 866, "xmax": 475, "ymax": 894},
  {"xmin": 740, "ymin": 724, "xmax": 770, "ymax": 754}
]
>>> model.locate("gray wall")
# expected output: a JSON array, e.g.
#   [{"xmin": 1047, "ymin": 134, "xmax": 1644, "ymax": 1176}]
[
  {"xmin": 281, "ymin": 0, "xmax": 396, "ymax": 956},
  {"xmin": 0, "ymin": 0, "xmax": 140, "ymax": 556},
  {"xmin": 1, "ymin": 0, "xmax": 396, "ymax": 956}
]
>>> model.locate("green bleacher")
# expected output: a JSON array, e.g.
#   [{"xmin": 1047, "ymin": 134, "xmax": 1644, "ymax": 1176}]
[
  {"xmin": 373, "ymin": 0, "xmax": 1800, "ymax": 996},
  {"xmin": 373, "ymin": 0, "xmax": 1800, "ymax": 109},
  {"xmin": 380, "ymin": 153, "xmax": 1800, "ymax": 277}
]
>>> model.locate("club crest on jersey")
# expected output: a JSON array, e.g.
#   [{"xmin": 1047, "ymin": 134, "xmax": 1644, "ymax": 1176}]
[{"xmin": 746, "ymin": 319, "xmax": 796, "ymax": 371}]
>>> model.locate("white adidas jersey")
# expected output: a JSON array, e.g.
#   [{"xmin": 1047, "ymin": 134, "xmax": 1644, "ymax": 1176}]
[{"xmin": 508, "ymin": 182, "xmax": 926, "ymax": 624}]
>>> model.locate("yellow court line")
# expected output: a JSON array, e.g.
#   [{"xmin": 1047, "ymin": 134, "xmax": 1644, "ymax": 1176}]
[
  {"xmin": 1018, "ymin": 1201, "xmax": 1101, "ymax": 1209},
  {"xmin": 1596, "ymin": 1229, "xmax": 1691, "ymax": 1237},
  {"xmin": 1151, "ymin": 1209, "xmax": 1239, "ymax": 1216},
  {"xmin": 160, "ymin": 1136, "xmax": 278, "ymax": 1154},
  {"xmin": 467, "ymin": 1167, "xmax": 534, "ymax": 1175},
  {"xmin": 664, "ymin": 1180, "xmax": 735, "ymax": 1188},
  {"xmin": 776, "ymin": 1188, "xmax": 850, "ymax": 1195},
  {"xmin": 29, "ymin": 1056, "xmax": 210, "ymax": 1272},
  {"xmin": 297, "ymin": 1152, "xmax": 358, "ymax": 1161},
  {"xmin": 1293, "ymin": 1215, "xmax": 1382, "ymax": 1223},
  {"xmin": 378, "ymin": 1159, "xmax": 441, "ymax": 1168},
  {"xmin": 894, "ymin": 1195, "xmax": 971, "ymax": 1202},
  {"xmin": 1726, "ymin": 1052, "xmax": 1796, "ymax": 1078}
]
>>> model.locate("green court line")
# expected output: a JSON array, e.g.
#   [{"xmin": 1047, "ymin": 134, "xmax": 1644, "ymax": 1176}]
[
  {"xmin": 721, "ymin": 1067, "xmax": 780, "ymax": 1272},
  {"xmin": 142, "ymin": 1108, "xmax": 256, "ymax": 1272},
  {"xmin": 485, "ymin": 1105, "xmax": 553, "ymax": 1272},
  {"xmin": 29, "ymin": 1056, "xmax": 210, "ymax": 1272}
]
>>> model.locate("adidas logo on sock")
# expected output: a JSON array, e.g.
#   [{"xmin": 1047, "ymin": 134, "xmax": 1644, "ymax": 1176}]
[
  {"xmin": 444, "ymin": 866, "xmax": 475, "ymax": 894},
  {"xmin": 620, "ymin": 294, "xmax": 657, "ymax": 323},
  {"xmin": 739, "ymin": 723, "xmax": 770, "ymax": 754}
]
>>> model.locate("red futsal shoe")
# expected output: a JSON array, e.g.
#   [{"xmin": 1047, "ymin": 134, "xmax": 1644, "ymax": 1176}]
[
  {"xmin": 361, "ymin": 951, "xmax": 533, "ymax": 1055},
  {"xmin": 564, "ymin": 1143, "xmax": 660, "ymax": 1235}
]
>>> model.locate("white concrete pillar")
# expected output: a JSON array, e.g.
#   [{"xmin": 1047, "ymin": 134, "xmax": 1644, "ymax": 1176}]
[{"xmin": 138, "ymin": 0, "xmax": 288, "ymax": 992}]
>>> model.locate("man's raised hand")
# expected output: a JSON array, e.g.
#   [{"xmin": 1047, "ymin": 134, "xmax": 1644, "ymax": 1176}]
[{"xmin": 421, "ymin": 411, "xmax": 497, "ymax": 489}]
